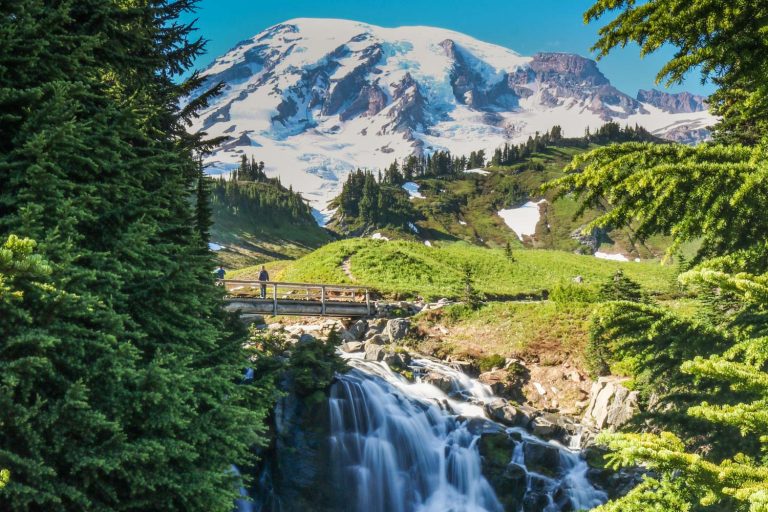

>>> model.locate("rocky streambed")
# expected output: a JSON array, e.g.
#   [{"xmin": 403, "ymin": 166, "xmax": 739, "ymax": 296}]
[{"xmin": 242, "ymin": 303, "xmax": 642, "ymax": 511}]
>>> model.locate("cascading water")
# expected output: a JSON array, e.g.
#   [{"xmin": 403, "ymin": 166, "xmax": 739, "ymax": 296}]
[{"xmin": 326, "ymin": 355, "xmax": 607, "ymax": 512}]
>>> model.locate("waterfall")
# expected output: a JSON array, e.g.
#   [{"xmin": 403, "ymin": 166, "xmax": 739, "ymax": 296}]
[{"xmin": 327, "ymin": 355, "xmax": 607, "ymax": 512}]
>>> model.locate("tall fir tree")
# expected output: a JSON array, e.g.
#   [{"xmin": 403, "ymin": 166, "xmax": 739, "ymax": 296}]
[{"xmin": 0, "ymin": 2, "xmax": 267, "ymax": 511}]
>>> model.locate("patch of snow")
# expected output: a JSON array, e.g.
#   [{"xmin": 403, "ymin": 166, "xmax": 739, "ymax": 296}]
[
  {"xmin": 371, "ymin": 233, "xmax": 390, "ymax": 241},
  {"xmin": 594, "ymin": 251, "xmax": 630, "ymax": 262},
  {"xmin": 498, "ymin": 200, "xmax": 546, "ymax": 241},
  {"xmin": 402, "ymin": 182, "xmax": 425, "ymax": 199},
  {"xmin": 408, "ymin": 222, "xmax": 419, "ymax": 233},
  {"xmin": 465, "ymin": 168, "xmax": 489, "ymax": 175},
  {"xmin": 424, "ymin": 240, "xmax": 432, "ymax": 247},
  {"xmin": 208, "ymin": 242, "xmax": 224, "ymax": 251},
  {"xmin": 459, "ymin": 220, "xmax": 467, "ymax": 226}
]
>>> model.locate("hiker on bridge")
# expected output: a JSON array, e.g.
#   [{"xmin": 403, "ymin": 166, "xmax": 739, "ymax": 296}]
[
  {"xmin": 258, "ymin": 266, "xmax": 269, "ymax": 298},
  {"xmin": 214, "ymin": 265, "xmax": 225, "ymax": 281}
]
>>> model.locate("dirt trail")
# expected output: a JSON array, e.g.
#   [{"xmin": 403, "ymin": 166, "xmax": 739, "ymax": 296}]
[{"xmin": 341, "ymin": 257, "xmax": 356, "ymax": 281}]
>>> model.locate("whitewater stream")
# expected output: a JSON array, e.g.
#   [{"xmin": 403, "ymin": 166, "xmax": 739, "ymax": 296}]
[{"xmin": 242, "ymin": 354, "xmax": 607, "ymax": 512}]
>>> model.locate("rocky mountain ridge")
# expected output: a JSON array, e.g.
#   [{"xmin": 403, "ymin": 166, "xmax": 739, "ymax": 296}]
[{"xmin": 189, "ymin": 18, "xmax": 714, "ymax": 213}]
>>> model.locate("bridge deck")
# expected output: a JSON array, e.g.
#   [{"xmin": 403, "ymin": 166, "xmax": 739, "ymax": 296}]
[{"xmin": 221, "ymin": 280, "xmax": 372, "ymax": 318}]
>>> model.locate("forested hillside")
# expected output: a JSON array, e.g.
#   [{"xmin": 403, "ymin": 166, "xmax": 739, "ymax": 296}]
[
  {"xmin": 327, "ymin": 123, "xmax": 676, "ymax": 260},
  {"xmin": 209, "ymin": 156, "xmax": 332, "ymax": 267}
]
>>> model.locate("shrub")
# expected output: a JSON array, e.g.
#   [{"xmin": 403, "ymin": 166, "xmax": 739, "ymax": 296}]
[
  {"xmin": 478, "ymin": 354, "xmax": 506, "ymax": 372},
  {"xmin": 550, "ymin": 281, "xmax": 599, "ymax": 304}
]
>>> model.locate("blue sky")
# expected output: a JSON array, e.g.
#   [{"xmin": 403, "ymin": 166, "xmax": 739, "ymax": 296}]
[{"xmin": 180, "ymin": 0, "xmax": 715, "ymax": 96}]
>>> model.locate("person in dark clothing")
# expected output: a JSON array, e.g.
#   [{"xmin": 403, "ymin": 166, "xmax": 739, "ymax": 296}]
[
  {"xmin": 214, "ymin": 266, "xmax": 225, "ymax": 280},
  {"xmin": 258, "ymin": 266, "xmax": 269, "ymax": 299}
]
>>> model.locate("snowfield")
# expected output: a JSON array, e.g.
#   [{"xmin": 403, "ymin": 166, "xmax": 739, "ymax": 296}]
[
  {"xmin": 594, "ymin": 251, "xmax": 631, "ymax": 262},
  {"xmin": 498, "ymin": 200, "xmax": 546, "ymax": 240},
  {"xmin": 403, "ymin": 182, "xmax": 425, "ymax": 199}
]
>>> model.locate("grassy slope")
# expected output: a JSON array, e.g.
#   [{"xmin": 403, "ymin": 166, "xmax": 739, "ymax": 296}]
[
  {"xmin": 211, "ymin": 205, "xmax": 333, "ymax": 269},
  {"xmin": 229, "ymin": 238, "xmax": 676, "ymax": 300},
  {"xmin": 406, "ymin": 144, "xmax": 690, "ymax": 259},
  {"xmin": 416, "ymin": 301, "xmax": 594, "ymax": 366}
]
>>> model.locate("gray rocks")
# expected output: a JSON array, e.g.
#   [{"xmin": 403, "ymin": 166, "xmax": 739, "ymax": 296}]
[
  {"xmin": 364, "ymin": 344, "xmax": 385, "ymax": 362},
  {"xmin": 297, "ymin": 333, "xmax": 316, "ymax": 345},
  {"xmin": 583, "ymin": 377, "xmax": 639, "ymax": 430},
  {"xmin": 523, "ymin": 442, "xmax": 561, "ymax": 477},
  {"xmin": 422, "ymin": 371, "xmax": 453, "ymax": 393},
  {"xmin": 484, "ymin": 398, "xmax": 520, "ymax": 425},
  {"xmin": 340, "ymin": 341, "xmax": 364, "ymax": 353},
  {"xmin": 529, "ymin": 415, "xmax": 561, "ymax": 438},
  {"xmin": 478, "ymin": 369, "xmax": 525, "ymax": 402},
  {"xmin": 346, "ymin": 319, "xmax": 368, "ymax": 341},
  {"xmin": 365, "ymin": 334, "xmax": 386, "ymax": 345},
  {"xmin": 384, "ymin": 318, "xmax": 410, "ymax": 342},
  {"xmin": 383, "ymin": 350, "xmax": 411, "ymax": 368}
]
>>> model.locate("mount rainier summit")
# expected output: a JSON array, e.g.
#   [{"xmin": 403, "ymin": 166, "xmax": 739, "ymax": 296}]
[{"xmin": 190, "ymin": 18, "xmax": 714, "ymax": 214}]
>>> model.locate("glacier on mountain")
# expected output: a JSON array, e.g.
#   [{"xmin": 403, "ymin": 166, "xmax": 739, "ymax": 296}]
[{"xmin": 189, "ymin": 18, "xmax": 714, "ymax": 214}]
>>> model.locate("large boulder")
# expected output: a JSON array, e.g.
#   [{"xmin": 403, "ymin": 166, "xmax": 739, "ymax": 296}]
[
  {"xmin": 364, "ymin": 343, "xmax": 385, "ymax": 362},
  {"xmin": 422, "ymin": 371, "xmax": 453, "ymax": 393},
  {"xmin": 583, "ymin": 377, "xmax": 640, "ymax": 430},
  {"xmin": 383, "ymin": 350, "xmax": 411, "ymax": 368},
  {"xmin": 384, "ymin": 318, "xmax": 410, "ymax": 342},
  {"xmin": 478, "ymin": 433, "xmax": 527, "ymax": 511},
  {"xmin": 340, "ymin": 341, "xmax": 364, "ymax": 353},
  {"xmin": 523, "ymin": 441, "xmax": 562, "ymax": 477},
  {"xmin": 346, "ymin": 319, "xmax": 368, "ymax": 341},
  {"xmin": 529, "ymin": 414, "xmax": 562, "ymax": 439},
  {"xmin": 483, "ymin": 398, "xmax": 520, "ymax": 426}
]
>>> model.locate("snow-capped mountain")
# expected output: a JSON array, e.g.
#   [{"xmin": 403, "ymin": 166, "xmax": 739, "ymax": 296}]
[{"xmin": 190, "ymin": 18, "xmax": 714, "ymax": 213}]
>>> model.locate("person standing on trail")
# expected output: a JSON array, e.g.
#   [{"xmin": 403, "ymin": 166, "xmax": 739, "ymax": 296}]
[
  {"xmin": 214, "ymin": 265, "xmax": 225, "ymax": 281},
  {"xmin": 258, "ymin": 266, "xmax": 269, "ymax": 299}
]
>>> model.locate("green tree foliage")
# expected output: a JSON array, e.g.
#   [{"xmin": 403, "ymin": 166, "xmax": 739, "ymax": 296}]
[
  {"xmin": 333, "ymin": 169, "xmax": 417, "ymax": 232},
  {"xmin": 548, "ymin": 142, "xmax": 766, "ymax": 261},
  {"xmin": 211, "ymin": 179, "xmax": 317, "ymax": 230},
  {"xmin": 550, "ymin": 1, "xmax": 768, "ymax": 509},
  {"xmin": 585, "ymin": 0, "xmax": 768, "ymax": 146},
  {"xmin": 0, "ymin": 2, "xmax": 264, "ymax": 510},
  {"xmin": 598, "ymin": 270, "xmax": 646, "ymax": 302}
]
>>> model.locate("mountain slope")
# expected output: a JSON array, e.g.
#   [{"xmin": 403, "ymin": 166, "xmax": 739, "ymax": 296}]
[{"xmin": 190, "ymin": 18, "xmax": 714, "ymax": 213}]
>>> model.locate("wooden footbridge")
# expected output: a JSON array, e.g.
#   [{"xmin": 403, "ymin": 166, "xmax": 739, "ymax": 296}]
[{"xmin": 220, "ymin": 280, "xmax": 372, "ymax": 318}]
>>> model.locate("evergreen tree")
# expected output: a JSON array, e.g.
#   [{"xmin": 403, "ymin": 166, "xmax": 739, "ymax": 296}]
[
  {"xmin": 598, "ymin": 270, "xmax": 645, "ymax": 302},
  {"xmin": 547, "ymin": 1, "xmax": 768, "ymax": 509},
  {"xmin": 504, "ymin": 241, "xmax": 516, "ymax": 262},
  {"xmin": 0, "ymin": 2, "xmax": 265, "ymax": 511}
]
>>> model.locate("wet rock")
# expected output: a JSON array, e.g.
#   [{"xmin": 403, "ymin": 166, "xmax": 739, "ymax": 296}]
[
  {"xmin": 523, "ymin": 442, "xmax": 562, "ymax": 477},
  {"xmin": 383, "ymin": 350, "xmax": 411, "ymax": 368},
  {"xmin": 347, "ymin": 319, "xmax": 368, "ymax": 341},
  {"xmin": 364, "ymin": 344, "xmax": 385, "ymax": 362},
  {"xmin": 483, "ymin": 398, "xmax": 520, "ymax": 425},
  {"xmin": 523, "ymin": 491, "xmax": 551, "ymax": 512},
  {"xmin": 340, "ymin": 341, "xmax": 364, "ymax": 353},
  {"xmin": 422, "ymin": 371, "xmax": 453, "ymax": 393},
  {"xmin": 385, "ymin": 318, "xmax": 410, "ymax": 342},
  {"xmin": 450, "ymin": 360, "xmax": 480, "ymax": 378},
  {"xmin": 530, "ymin": 415, "xmax": 561, "ymax": 438}
]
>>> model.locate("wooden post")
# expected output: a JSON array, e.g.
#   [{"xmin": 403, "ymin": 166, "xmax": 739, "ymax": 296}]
[
  {"xmin": 273, "ymin": 283, "xmax": 278, "ymax": 316},
  {"xmin": 365, "ymin": 289, "xmax": 371, "ymax": 316},
  {"xmin": 321, "ymin": 286, "xmax": 327, "ymax": 316}
]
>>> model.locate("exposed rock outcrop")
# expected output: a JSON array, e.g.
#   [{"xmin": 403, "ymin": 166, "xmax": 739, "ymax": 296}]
[{"xmin": 582, "ymin": 377, "xmax": 640, "ymax": 430}]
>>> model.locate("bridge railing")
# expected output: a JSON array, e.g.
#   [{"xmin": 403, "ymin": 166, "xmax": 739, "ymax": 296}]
[{"xmin": 220, "ymin": 280, "xmax": 371, "ymax": 316}]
